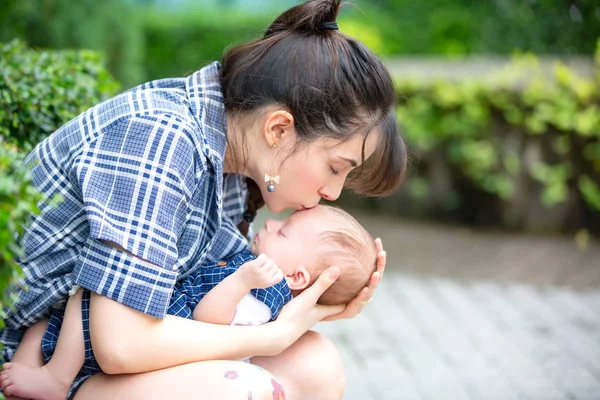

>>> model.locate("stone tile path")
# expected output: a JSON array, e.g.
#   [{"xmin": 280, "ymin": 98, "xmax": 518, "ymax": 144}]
[{"xmin": 315, "ymin": 276, "xmax": 600, "ymax": 400}]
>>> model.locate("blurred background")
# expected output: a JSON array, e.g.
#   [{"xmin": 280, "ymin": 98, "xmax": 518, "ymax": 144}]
[{"xmin": 1, "ymin": 1, "xmax": 600, "ymax": 399}]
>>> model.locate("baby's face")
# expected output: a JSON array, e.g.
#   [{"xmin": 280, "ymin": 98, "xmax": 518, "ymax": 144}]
[{"xmin": 251, "ymin": 206, "xmax": 334, "ymax": 276}]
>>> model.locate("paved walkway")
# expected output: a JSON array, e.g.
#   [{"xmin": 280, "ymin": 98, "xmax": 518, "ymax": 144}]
[
  {"xmin": 315, "ymin": 276, "xmax": 600, "ymax": 400},
  {"xmin": 257, "ymin": 209, "xmax": 600, "ymax": 400}
]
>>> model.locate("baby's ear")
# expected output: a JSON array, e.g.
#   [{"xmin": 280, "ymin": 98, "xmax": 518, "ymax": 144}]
[{"xmin": 285, "ymin": 265, "xmax": 311, "ymax": 290}]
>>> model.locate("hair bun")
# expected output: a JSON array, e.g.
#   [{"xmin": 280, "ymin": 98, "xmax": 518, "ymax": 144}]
[{"xmin": 264, "ymin": 0, "xmax": 341, "ymax": 37}]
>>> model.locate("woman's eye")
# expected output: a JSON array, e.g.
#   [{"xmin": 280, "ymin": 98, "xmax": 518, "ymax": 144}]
[{"xmin": 330, "ymin": 166, "xmax": 339, "ymax": 175}]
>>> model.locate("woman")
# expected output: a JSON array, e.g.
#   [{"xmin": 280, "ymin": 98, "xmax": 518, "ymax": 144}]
[{"xmin": 1, "ymin": 0, "xmax": 407, "ymax": 398}]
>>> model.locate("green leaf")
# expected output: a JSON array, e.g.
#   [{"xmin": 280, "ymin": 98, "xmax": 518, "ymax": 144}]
[{"xmin": 579, "ymin": 176, "xmax": 600, "ymax": 211}]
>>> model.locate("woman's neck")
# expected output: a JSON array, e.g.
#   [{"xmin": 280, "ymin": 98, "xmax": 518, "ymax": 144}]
[
  {"xmin": 223, "ymin": 113, "xmax": 243, "ymax": 175},
  {"xmin": 223, "ymin": 112, "xmax": 261, "ymax": 178}
]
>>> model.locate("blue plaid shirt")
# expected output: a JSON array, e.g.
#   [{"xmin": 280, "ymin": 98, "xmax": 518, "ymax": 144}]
[{"xmin": 0, "ymin": 62, "xmax": 250, "ymax": 360}]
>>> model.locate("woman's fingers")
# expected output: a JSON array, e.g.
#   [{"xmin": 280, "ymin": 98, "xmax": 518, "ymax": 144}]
[
  {"xmin": 365, "ymin": 271, "xmax": 382, "ymax": 299},
  {"xmin": 314, "ymin": 303, "xmax": 346, "ymax": 321},
  {"xmin": 301, "ymin": 266, "xmax": 340, "ymax": 303},
  {"xmin": 375, "ymin": 237, "xmax": 383, "ymax": 253},
  {"xmin": 321, "ymin": 286, "xmax": 369, "ymax": 322},
  {"xmin": 321, "ymin": 265, "xmax": 383, "ymax": 322},
  {"xmin": 350, "ymin": 286, "xmax": 370, "ymax": 313},
  {"xmin": 375, "ymin": 238, "xmax": 386, "ymax": 278},
  {"xmin": 273, "ymin": 267, "xmax": 342, "ymax": 343},
  {"xmin": 279, "ymin": 238, "xmax": 388, "ymax": 329}
]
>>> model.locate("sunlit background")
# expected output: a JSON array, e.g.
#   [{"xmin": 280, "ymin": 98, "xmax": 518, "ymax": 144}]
[{"xmin": 1, "ymin": 1, "xmax": 600, "ymax": 399}]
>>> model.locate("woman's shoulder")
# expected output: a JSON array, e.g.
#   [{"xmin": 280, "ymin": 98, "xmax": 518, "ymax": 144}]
[
  {"xmin": 102, "ymin": 77, "xmax": 197, "ymax": 127},
  {"xmin": 65, "ymin": 71, "xmax": 225, "ymax": 188}
]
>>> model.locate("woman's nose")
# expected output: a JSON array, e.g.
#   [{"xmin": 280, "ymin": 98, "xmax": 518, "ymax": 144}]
[{"xmin": 319, "ymin": 183, "xmax": 343, "ymax": 201}]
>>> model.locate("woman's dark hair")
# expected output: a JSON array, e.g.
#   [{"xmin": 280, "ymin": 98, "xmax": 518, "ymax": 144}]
[{"xmin": 220, "ymin": 0, "xmax": 408, "ymax": 236}]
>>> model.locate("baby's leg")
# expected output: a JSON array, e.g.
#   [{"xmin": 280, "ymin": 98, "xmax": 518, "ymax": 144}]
[
  {"xmin": 8, "ymin": 318, "xmax": 48, "ymax": 367},
  {"xmin": 1, "ymin": 289, "xmax": 85, "ymax": 400},
  {"xmin": 0, "ymin": 319, "xmax": 48, "ymax": 400}
]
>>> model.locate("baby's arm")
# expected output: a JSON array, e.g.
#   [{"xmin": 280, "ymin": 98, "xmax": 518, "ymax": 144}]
[{"xmin": 193, "ymin": 254, "xmax": 283, "ymax": 325}]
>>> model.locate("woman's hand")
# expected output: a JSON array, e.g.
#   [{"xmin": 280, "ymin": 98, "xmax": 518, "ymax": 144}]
[
  {"xmin": 269, "ymin": 266, "xmax": 344, "ymax": 353},
  {"xmin": 265, "ymin": 238, "xmax": 386, "ymax": 354},
  {"xmin": 321, "ymin": 237, "xmax": 386, "ymax": 322}
]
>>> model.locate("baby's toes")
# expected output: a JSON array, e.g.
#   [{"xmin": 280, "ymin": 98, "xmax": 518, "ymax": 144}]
[
  {"xmin": 1, "ymin": 362, "xmax": 13, "ymax": 371},
  {"xmin": 1, "ymin": 378, "xmax": 13, "ymax": 393}
]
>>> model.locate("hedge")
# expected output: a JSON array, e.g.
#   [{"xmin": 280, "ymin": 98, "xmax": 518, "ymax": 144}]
[
  {"xmin": 3, "ymin": 1, "xmax": 596, "ymax": 88},
  {"xmin": 0, "ymin": 40, "xmax": 119, "ymax": 147},
  {"xmin": 137, "ymin": 3, "xmax": 599, "ymax": 83},
  {"xmin": 0, "ymin": 140, "xmax": 43, "ymax": 328},
  {"xmin": 0, "ymin": 0, "xmax": 144, "ymax": 88},
  {"xmin": 365, "ymin": 0, "xmax": 599, "ymax": 56},
  {"xmin": 139, "ymin": 8, "xmax": 270, "ymax": 82},
  {"xmin": 386, "ymin": 43, "xmax": 600, "ymax": 233},
  {"xmin": 0, "ymin": 40, "xmax": 118, "ymax": 333}
]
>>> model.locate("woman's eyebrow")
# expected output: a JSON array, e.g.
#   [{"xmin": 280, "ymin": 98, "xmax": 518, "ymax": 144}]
[{"xmin": 338, "ymin": 156, "xmax": 358, "ymax": 167}]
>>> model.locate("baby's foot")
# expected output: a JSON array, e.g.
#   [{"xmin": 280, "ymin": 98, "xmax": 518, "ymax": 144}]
[
  {"xmin": 5, "ymin": 395, "xmax": 30, "ymax": 400},
  {"xmin": 0, "ymin": 362, "xmax": 70, "ymax": 400}
]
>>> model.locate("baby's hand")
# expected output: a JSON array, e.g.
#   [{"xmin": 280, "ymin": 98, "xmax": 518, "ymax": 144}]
[{"xmin": 238, "ymin": 254, "xmax": 284, "ymax": 289}]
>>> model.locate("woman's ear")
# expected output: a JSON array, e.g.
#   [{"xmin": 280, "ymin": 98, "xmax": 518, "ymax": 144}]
[
  {"xmin": 285, "ymin": 265, "xmax": 311, "ymax": 291},
  {"xmin": 263, "ymin": 110, "xmax": 295, "ymax": 148}
]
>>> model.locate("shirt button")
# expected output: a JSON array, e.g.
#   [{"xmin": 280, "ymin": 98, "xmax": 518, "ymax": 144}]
[
  {"xmin": 173, "ymin": 265, "xmax": 178, "ymax": 271},
  {"xmin": 217, "ymin": 261, "xmax": 227, "ymax": 267}
]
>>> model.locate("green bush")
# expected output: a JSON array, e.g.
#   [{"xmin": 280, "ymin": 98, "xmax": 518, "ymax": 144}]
[
  {"xmin": 0, "ymin": 40, "xmax": 119, "ymax": 147},
  {"xmin": 3, "ymin": 1, "xmax": 596, "ymax": 89},
  {"xmin": 365, "ymin": 0, "xmax": 599, "ymax": 56},
  {"xmin": 138, "ymin": 7, "xmax": 397, "ymax": 82},
  {"xmin": 139, "ymin": 8, "xmax": 270, "ymax": 81},
  {"xmin": 0, "ymin": 0, "xmax": 143, "ymax": 88},
  {"xmin": 0, "ymin": 140, "xmax": 43, "ymax": 328},
  {"xmin": 0, "ymin": 41, "xmax": 117, "ymax": 338},
  {"xmin": 393, "ymin": 41, "xmax": 600, "ymax": 233}
]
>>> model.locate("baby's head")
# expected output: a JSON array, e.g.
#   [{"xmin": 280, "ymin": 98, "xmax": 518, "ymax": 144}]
[{"xmin": 251, "ymin": 205, "xmax": 376, "ymax": 305}]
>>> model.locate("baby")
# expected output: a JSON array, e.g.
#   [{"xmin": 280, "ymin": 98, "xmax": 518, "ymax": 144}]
[{"xmin": 0, "ymin": 205, "xmax": 376, "ymax": 400}]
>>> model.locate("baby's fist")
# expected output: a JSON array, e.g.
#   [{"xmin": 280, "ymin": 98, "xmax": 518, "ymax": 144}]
[{"xmin": 239, "ymin": 254, "xmax": 284, "ymax": 289}]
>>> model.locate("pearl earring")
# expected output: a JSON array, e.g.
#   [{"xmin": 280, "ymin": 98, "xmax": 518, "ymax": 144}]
[{"xmin": 265, "ymin": 143, "xmax": 279, "ymax": 193}]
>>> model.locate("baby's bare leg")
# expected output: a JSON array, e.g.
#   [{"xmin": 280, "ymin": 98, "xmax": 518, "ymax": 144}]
[
  {"xmin": 9, "ymin": 318, "xmax": 48, "ymax": 367},
  {"xmin": 1, "ymin": 289, "xmax": 85, "ymax": 400},
  {"xmin": 0, "ymin": 319, "xmax": 48, "ymax": 400}
]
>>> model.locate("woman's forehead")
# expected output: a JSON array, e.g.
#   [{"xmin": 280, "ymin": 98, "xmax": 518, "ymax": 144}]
[{"xmin": 322, "ymin": 132, "xmax": 379, "ymax": 159}]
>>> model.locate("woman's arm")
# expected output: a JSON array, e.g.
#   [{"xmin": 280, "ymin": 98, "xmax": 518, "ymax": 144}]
[
  {"xmin": 89, "ymin": 243, "xmax": 344, "ymax": 375},
  {"xmin": 90, "ymin": 293, "xmax": 271, "ymax": 374}
]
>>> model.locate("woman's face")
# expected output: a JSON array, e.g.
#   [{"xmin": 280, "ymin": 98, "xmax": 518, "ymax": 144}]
[{"xmin": 262, "ymin": 131, "xmax": 380, "ymax": 213}]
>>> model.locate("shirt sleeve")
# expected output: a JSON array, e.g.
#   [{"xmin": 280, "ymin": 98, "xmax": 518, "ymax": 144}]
[
  {"xmin": 204, "ymin": 214, "xmax": 249, "ymax": 263},
  {"xmin": 251, "ymin": 280, "xmax": 293, "ymax": 321},
  {"xmin": 71, "ymin": 114, "xmax": 200, "ymax": 318},
  {"xmin": 166, "ymin": 278, "xmax": 197, "ymax": 320}
]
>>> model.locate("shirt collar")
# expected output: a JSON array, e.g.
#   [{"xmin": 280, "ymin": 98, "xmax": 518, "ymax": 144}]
[{"xmin": 185, "ymin": 62, "xmax": 228, "ymax": 173}]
